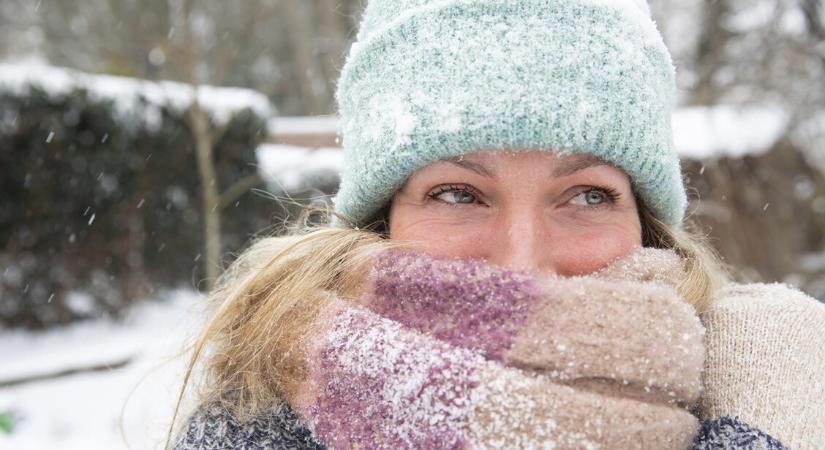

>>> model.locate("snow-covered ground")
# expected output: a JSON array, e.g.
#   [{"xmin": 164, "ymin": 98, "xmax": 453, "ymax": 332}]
[{"xmin": 0, "ymin": 290, "xmax": 207, "ymax": 450}]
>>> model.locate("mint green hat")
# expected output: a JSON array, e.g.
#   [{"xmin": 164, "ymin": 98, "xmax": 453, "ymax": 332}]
[{"xmin": 333, "ymin": 0, "xmax": 686, "ymax": 227}]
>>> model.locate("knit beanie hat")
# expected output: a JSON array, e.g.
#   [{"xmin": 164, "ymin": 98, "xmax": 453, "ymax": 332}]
[{"xmin": 332, "ymin": 0, "xmax": 686, "ymax": 227}]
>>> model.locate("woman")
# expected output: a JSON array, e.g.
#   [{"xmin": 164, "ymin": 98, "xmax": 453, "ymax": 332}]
[{"xmin": 170, "ymin": 0, "xmax": 825, "ymax": 448}]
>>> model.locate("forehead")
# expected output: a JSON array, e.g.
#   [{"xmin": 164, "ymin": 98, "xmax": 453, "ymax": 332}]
[{"xmin": 441, "ymin": 151, "xmax": 610, "ymax": 178}]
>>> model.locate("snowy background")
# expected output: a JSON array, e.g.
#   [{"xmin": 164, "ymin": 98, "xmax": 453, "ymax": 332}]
[
  {"xmin": 2, "ymin": 0, "xmax": 825, "ymax": 448},
  {"xmin": 0, "ymin": 291, "xmax": 204, "ymax": 450}
]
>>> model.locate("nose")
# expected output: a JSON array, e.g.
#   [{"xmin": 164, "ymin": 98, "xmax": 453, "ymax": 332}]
[{"xmin": 489, "ymin": 207, "xmax": 555, "ymax": 274}]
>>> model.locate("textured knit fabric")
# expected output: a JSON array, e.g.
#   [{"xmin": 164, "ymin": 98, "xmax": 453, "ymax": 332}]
[
  {"xmin": 172, "ymin": 404, "xmax": 786, "ymax": 450},
  {"xmin": 698, "ymin": 282, "xmax": 825, "ymax": 450},
  {"xmin": 171, "ymin": 251, "xmax": 796, "ymax": 449},
  {"xmin": 690, "ymin": 416, "xmax": 788, "ymax": 450},
  {"xmin": 286, "ymin": 248, "xmax": 703, "ymax": 448},
  {"xmin": 172, "ymin": 401, "xmax": 323, "ymax": 450},
  {"xmin": 296, "ymin": 304, "xmax": 698, "ymax": 448},
  {"xmin": 332, "ymin": 0, "xmax": 686, "ymax": 227}
]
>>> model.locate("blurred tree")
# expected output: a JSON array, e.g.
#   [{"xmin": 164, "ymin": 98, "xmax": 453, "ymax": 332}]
[
  {"xmin": 169, "ymin": 0, "xmax": 270, "ymax": 288},
  {"xmin": 651, "ymin": 0, "xmax": 825, "ymax": 156},
  {"xmin": 0, "ymin": 75, "xmax": 271, "ymax": 328},
  {"xmin": 0, "ymin": 3, "xmax": 364, "ymax": 289},
  {"xmin": 650, "ymin": 0, "xmax": 825, "ymax": 296},
  {"xmin": 0, "ymin": 0, "xmax": 366, "ymax": 115}
]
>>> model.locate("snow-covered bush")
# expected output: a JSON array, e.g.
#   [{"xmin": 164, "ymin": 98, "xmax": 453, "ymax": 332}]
[{"xmin": 0, "ymin": 65, "xmax": 275, "ymax": 328}]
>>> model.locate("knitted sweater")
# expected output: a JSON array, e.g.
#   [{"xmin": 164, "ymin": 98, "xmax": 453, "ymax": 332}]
[
  {"xmin": 173, "ymin": 406, "xmax": 783, "ymax": 450},
  {"xmin": 698, "ymin": 282, "xmax": 825, "ymax": 449},
  {"xmin": 173, "ymin": 250, "xmax": 822, "ymax": 449}
]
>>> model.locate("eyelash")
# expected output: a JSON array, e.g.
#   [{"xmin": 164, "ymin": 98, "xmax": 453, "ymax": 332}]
[
  {"xmin": 427, "ymin": 184, "xmax": 483, "ymax": 204},
  {"xmin": 583, "ymin": 186, "xmax": 621, "ymax": 205},
  {"xmin": 426, "ymin": 184, "xmax": 621, "ymax": 206}
]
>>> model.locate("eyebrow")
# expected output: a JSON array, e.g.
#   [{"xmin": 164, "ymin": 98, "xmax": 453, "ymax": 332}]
[
  {"xmin": 442, "ymin": 153, "xmax": 609, "ymax": 178},
  {"xmin": 551, "ymin": 154, "xmax": 610, "ymax": 178},
  {"xmin": 443, "ymin": 156, "xmax": 494, "ymax": 177}
]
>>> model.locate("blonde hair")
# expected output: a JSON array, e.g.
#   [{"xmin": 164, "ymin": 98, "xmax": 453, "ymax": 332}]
[
  {"xmin": 638, "ymin": 200, "xmax": 730, "ymax": 312},
  {"xmin": 165, "ymin": 202, "xmax": 728, "ymax": 447}
]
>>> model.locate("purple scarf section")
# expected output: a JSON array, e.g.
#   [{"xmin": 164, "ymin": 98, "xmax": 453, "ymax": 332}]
[
  {"xmin": 305, "ymin": 306, "xmax": 481, "ymax": 449},
  {"xmin": 365, "ymin": 251, "xmax": 541, "ymax": 360},
  {"xmin": 304, "ymin": 251, "xmax": 546, "ymax": 448}
]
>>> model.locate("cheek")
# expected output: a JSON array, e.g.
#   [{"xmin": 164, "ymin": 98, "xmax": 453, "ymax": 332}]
[
  {"xmin": 410, "ymin": 232, "xmax": 486, "ymax": 260},
  {"xmin": 389, "ymin": 210, "xmax": 488, "ymax": 260},
  {"xmin": 549, "ymin": 225, "xmax": 641, "ymax": 277}
]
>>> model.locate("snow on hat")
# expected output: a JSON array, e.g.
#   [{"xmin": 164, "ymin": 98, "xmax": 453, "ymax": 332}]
[{"xmin": 332, "ymin": 0, "xmax": 686, "ymax": 226}]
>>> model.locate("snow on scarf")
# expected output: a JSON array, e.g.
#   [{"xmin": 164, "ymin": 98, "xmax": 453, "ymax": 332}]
[{"xmin": 290, "ymin": 248, "xmax": 705, "ymax": 449}]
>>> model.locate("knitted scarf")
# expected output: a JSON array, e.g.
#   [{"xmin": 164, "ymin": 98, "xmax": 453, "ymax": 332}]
[
  {"xmin": 173, "ymin": 248, "xmax": 791, "ymax": 450},
  {"xmin": 288, "ymin": 248, "xmax": 706, "ymax": 449}
]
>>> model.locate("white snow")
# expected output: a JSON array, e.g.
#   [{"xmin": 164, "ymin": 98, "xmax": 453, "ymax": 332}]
[
  {"xmin": 267, "ymin": 115, "xmax": 341, "ymax": 136},
  {"xmin": 673, "ymin": 103, "xmax": 789, "ymax": 160},
  {"xmin": 0, "ymin": 63, "xmax": 273, "ymax": 131},
  {"xmin": 724, "ymin": 1, "xmax": 776, "ymax": 32},
  {"xmin": 256, "ymin": 144, "xmax": 344, "ymax": 191},
  {"xmin": 779, "ymin": 7, "xmax": 807, "ymax": 35},
  {"xmin": 724, "ymin": 3, "xmax": 807, "ymax": 35},
  {"xmin": 0, "ymin": 290, "xmax": 207, "ymax": 450},
  {"xmin": 791, "ymin": 109, "xmax": 825, "ymax": 175}
]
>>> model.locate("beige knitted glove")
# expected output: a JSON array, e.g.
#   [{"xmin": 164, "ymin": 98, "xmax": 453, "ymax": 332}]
[
  {"xmin": 698, "ymin": 282, "xmax": 825, "ymax": 449},
  {"xmin": 600, "ymin": 248, "xmax": 825, "ymax": 446},
  {"xmin": 594, "ymin": 246, "xmax": 687, "ymax": 290}
]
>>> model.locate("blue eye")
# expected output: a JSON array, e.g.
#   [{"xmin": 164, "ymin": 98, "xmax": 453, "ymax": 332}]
[
  {"xmin": 440, "ymin": 191, "xmax": 477, "ymax": 204},
  {"xmin": 576, "ymin": 191, "xmax": 606, "ymax": 205},
  {"xmin": 570, "ymin": 187, "xmax": 619, "ymax": 206},
  {"xmin": 428, "ymin": 185, "xmax": 480, "ymax": 204}
]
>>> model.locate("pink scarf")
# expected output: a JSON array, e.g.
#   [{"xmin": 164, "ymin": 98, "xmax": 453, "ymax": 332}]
[{"xmin": 291, "ymin": 248, "xmax": 704, "ymax": 449}]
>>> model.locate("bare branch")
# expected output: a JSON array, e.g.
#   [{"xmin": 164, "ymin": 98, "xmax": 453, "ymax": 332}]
[
  {"xmin": 802, "ymin": 0, "xmax": 825, "ymax": 71},
  {"xmin": 0, "ymin": 357, "xmax": 132, "ymax": 388},
  {"xmin": 219, "ymin": 173, "xmax": 265, "ymax": 210},
  {"xmin": 802, "ymin": 0, "xmax": 825, "ymax": 41},
  {"xmin": 689, "ymin": 0, "xmax": 734, "ymax": 105}
]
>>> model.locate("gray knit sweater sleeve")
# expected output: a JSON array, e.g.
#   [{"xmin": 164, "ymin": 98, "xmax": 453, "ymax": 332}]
[
  {"xmin": 171, "ymin": 402, "xmax": 323, "ymax": 450},
  {"xmin": 173, "ymin": 404, "xmax": 787, "ymax": 450},
  {"xmin": 172, "ymin": 402, "xmax": 787, "ymax": 450},
  {"xmin": 692, "ymin": 417, "xmax": 788, "ymax": 450}
]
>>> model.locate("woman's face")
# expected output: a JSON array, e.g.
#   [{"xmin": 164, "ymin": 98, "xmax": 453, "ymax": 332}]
[{"xmin": 388, "ymin": 150, "xmax": 642, "ymax": 276}]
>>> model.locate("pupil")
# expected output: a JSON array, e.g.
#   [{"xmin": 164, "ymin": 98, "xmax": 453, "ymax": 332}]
[
  {"xmin": 586, "ymin": 191, "xmax": 603, "ymax": 204},
  {"xmin": 452, "ymin": 191, "xmax": 474, "ymax": 203}
]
